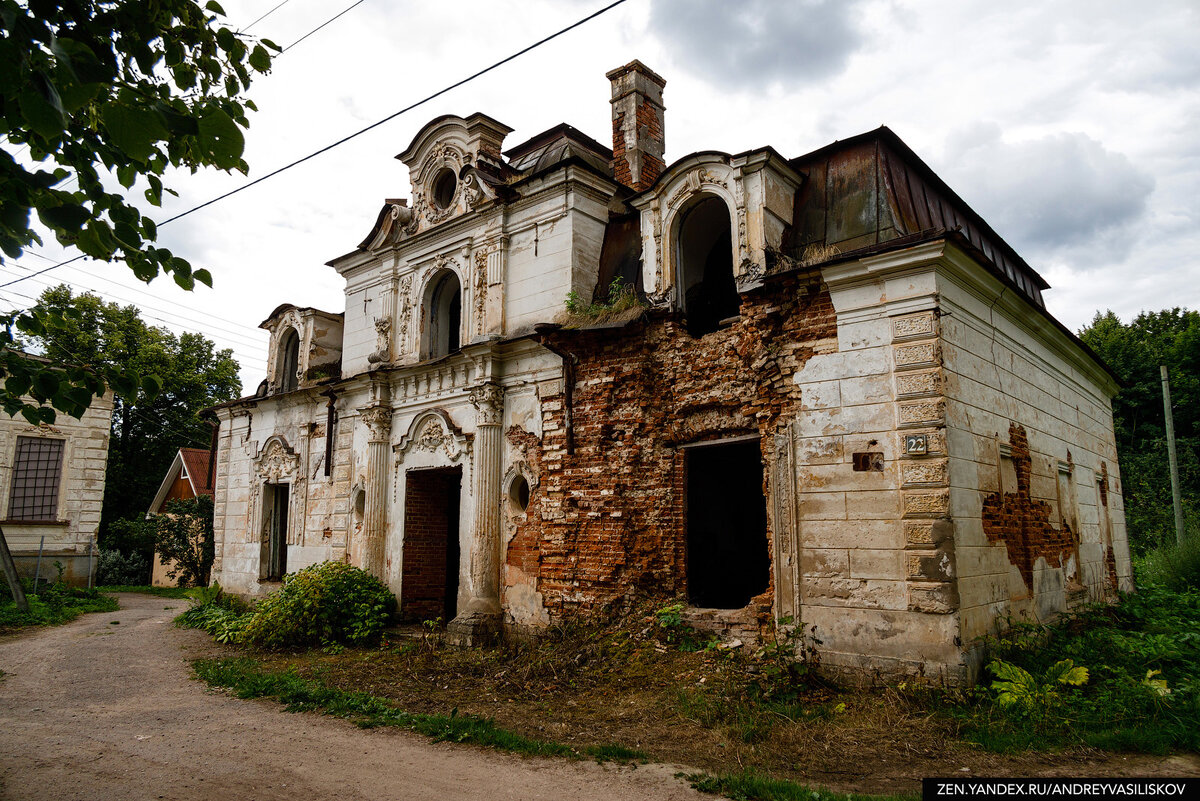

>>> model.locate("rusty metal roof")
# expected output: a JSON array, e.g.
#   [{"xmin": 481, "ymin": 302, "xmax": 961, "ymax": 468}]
[
  {"xmin": 789, "ymin": 126, "xmax": 1048, "ymax": 308},
  {"xmin": 505, "ymin": 123, "xmax": 613, "ymax": 177}
]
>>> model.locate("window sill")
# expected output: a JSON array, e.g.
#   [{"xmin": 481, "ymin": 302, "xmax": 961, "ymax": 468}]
[{"xmin": 0, "ymin": 519, "xmax": 69, "ymax": 527}]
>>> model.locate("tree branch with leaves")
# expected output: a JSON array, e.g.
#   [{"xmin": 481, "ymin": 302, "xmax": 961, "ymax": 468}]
[{"xmin": 0, "ymin": 0, "xmax": 277, "ymax": 423}]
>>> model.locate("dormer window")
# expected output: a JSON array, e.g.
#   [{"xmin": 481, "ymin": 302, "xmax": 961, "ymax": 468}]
[
  {"xmin": 278, "ymin": 328, "xmax": 300, "ymax": 393},
  {"xmin": 677, "ymin": 195, "xmax": 738, "ymax": 337},
  {"xmin": 424, "ymin": 271, "xmax": 462, "ymax": 359},
  {"xmin": 432, "ymin": 168, "xmax": 457, "ymax": 210}
]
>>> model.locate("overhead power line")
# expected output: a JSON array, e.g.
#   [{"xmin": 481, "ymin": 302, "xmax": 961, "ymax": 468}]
[
  {"xmin": 1, "ymin": 0, "xmax": 629, "ymax": 288},
  {"xmin": 13, "ymin": 251, "xmax": 268, "ymax": 336},
  {"xmin": 242, "ymin": 0, "xmax": 293, "ymax": 32},
  {"xmin": 0, "ymin": 285, "xmax": 266, "ymax": 369},
  {"xmin": 281, "ymin": 0, "xmax": 365, "ymax": 53}
]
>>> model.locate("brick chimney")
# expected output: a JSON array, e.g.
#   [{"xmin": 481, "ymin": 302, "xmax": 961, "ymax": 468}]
[{"xmin": 607, "ymin": 60, "xmax": 666, "ymax": 191}]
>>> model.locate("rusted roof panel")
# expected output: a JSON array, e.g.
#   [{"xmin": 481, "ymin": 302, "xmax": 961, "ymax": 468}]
[{"xmin": 790, "ymin": 127, "xmax": 1048, "ymax": 308}]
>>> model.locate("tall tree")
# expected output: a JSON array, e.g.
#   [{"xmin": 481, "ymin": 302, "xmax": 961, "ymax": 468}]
[
  {"xmin": 29, "ymin": 285, "xmax": 241, "ymax": 532},
  {"xmin": 1081, "ymin": 308, "xmax": 1200, "ymax": 552},
  {"xmin": 1, "ymin": 0, "xmax": 276, "ymax": 423}
]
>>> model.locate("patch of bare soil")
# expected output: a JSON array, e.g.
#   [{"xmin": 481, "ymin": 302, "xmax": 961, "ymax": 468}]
[{"xmin": 247, "ymin": 608, "xmax": 1200, "ymax": 797}]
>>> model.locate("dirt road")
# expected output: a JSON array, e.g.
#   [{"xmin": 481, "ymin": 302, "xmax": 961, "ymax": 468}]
[{"xmin": 0, "ymin": 594, "xmax": 705, "ymax": 801}]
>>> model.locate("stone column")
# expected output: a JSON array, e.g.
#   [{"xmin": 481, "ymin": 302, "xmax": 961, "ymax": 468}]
[
  {"xmin": 448, "ymin": 382, "xmax": 505, "ymax": 646},
  {"xmin": 358, "ymin": 405, "xmax": 392, "ymax": 581}
]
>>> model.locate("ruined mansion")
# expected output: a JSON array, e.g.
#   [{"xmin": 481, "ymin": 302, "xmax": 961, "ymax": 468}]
[{"xmin": 209, "ymin": 61, "xmax": 1132, "ymax": 683}]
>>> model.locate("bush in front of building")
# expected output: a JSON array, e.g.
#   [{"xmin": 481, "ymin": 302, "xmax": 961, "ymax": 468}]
[
  {"xmin": 238, "ymin": 561, "xmax": 396, "ymax": 650},
  {"xmin": 96, "ymin": 548, "xmax": 149, "ymax": 586}
]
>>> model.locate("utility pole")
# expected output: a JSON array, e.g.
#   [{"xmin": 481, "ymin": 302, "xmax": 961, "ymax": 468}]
[
  {"xmin": 0, "ymin": 525, "xmax": 30, "ymax": 613},
  {"xmin": 1161, "ymin": 365, "xmax": 1186, "ymax": 546}
]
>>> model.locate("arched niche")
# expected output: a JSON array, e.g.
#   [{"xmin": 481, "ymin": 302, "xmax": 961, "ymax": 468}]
[
  {"xmin": 421, "ymin": 269, "xmax": 462, "ymax": 360},
  {"xmin": 276, "ymin": 327, "xmax": 301, "ymax": 393},
  {"xmin": 674, "ymin": 193, "xmax": 739, "ymax": 337}
]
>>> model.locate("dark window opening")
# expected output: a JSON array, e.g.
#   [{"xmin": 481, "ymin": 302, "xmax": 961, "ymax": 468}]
[
  {"xmin": 852, "ymin": 452, "xmax": 884, "ymax": 472},
  {"xmin": 426, "ymin": 271, "xmax": 461, "ymax": 359},
  {"xmin": 278, "ymin": 328, "xmax": 300, "ymax": 393},
  {"xmin": 401, "ymin": 467, "xmax": 462, "ymax": 623},
  {"xmin": 509, "ymin": 474, "xmax": 530, "ymax": 514},
  {"xmin": 432, "ymin": 168, "xmax": 457, "ymax": 209},
  {"xmin": 685, "ymin": 439, "xmax": 770, "ymax": 609},
  {"xmin": 7, "ymin": 436, "xmax": 64, "ymax": 521},
  {"xmin": 678, "ymin": 196, "xmax": 739, "ymax": 337},
  {"xmin": 264, "ymin": 482, "xmax": 289, "ymax": 581}
]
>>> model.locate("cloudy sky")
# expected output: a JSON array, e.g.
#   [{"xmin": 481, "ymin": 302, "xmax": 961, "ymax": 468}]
[{"xmin": 5, "ymin": 0, "xmax": 1198, "ymax": 392}]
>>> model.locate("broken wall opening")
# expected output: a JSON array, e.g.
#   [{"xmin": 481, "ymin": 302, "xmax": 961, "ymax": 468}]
[
  {"xmin": 401, "ymin": 467, "xmax": 462, "ymax": 622},
  {"xmin": 685, "ymin": 438, "xmax": 770, "ymax": 608},
  {"xmin": 677, "ymin": 195, "xmax": 738, "ymax": 337}
]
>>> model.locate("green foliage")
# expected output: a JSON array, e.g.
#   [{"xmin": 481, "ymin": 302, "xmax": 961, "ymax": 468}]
[
  {"xmin": 653, "ymin": 602, "xmax": 717, "ymax": 651},
  {"xmin": 564, "ymin": 276, "xmax": 644, "ymax": 318},
  {"xmin": 1134, "ymin": 525, "xmax": 1200, "ymax": 591},
  {"xmin": 153, "ymin": 494, "xmax": 215, "ymax": 587},
  {"xmin": 958, "ymin": 587, "xmax": 1200, "ymax": 752},
  {"xmin": 175, "ymin": 581, "xmax": 251, "ymax": 643},
  {"xmin": 28, "ymin": 287, "xmax": 240, "ymax": 534},
  {"xmin": 1, "ymin": 0, "xmax": 277, "ymax": 423},
  {"xmin": 747, "ymin": 619, "xmax": 822, "ymax": 703},
  {"xmin": 987, "ymin": 658, "xmax": 1088, "ymax": 716},
  {"xmin": 95, "ymin": 547, "xmax": 148, "ymax": 586},
  {"xmin": 192, "ymin": 657, "xmax": 639, "ymax": 762},
  {"xmin": 1080, "ymin": 309, "xmax": 1200, "ymax": 553},
  {"xmin": 238, "ymin": 562, "xmax": 396, "ymax": 650},
  {"xmin": 1, "ymin": 578, "xmax": 118, "ymax": 631}
]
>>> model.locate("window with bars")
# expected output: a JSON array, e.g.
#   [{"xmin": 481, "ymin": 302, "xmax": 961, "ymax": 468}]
[{"xmin": 7, "ymin": 436, "xmax": 65, "ymax": 521}]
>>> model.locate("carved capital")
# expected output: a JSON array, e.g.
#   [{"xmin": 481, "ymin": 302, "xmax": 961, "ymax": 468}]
[
  {"xmin": 359, "ymin": 405, "xmax": 392, "ymax": 441},
  {"xmin": 469, "ymin": 383, "xmax": 505, "ymax": 426}
]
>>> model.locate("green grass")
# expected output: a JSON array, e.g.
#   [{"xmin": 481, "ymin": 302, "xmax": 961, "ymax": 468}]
[
  {"xmin": 1, "ymin": 587, "xmax": 119, "ymax": 632},
  {"xmin": 1135, "ymin": 534, "xmax": 1200, "ymax": 592},
  {"xmin": 97, "ymin": 585, "xmax": 191, "ymax": 598},
  {"xmin": 682, "ymin": 769, "xmax": 916, "ymax": 801},
  {"xmin": 193, "ymin": 657, "xmax": 646, "ymax": 762},
  {"xmin": 949, "ymin": 586, "xmax": 1200, "ymax": 753}
]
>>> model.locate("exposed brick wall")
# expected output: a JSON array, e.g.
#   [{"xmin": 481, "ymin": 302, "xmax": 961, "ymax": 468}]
[
  {"xmin": 401, "ymin": 469, "xmax": 458, "ymax": 622},
  {"xmin": 611, "ymin": 98, "xmax": 664, "ymax": 191},
  {"xmin": 1100, "ymin": 461, "xmax": 1119, "ymax": 590},
  {"xmin": 511, "ymin": 274, "xmax": 837, "ymax": 619},
  {"xmin": 981, "ymin": 423, "xmax": 1079, "ymax": 592}
]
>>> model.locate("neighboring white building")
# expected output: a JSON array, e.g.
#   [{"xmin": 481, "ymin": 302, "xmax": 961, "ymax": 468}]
[
  {"xmin": 210, "ymin": 61, "xmax": 1131, "ymax": 682},
  {"xmin": 1, "ymin": 385, "xmax": 113, "ymax": 587}
]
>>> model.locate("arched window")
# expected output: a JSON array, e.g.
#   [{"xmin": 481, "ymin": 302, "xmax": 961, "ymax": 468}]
[
  {"xmin": 278, "ymin": 328, "xmax": 300, "ymax": 393},
  {"xmin": 676, "ymin": 195, "xmax": 738, "ymax": 337},
  {"xmin": 425, "ymin": 271, "xmax": 462, "ymax": 359}
]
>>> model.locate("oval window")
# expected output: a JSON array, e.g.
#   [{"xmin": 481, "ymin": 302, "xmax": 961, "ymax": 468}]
[
  {"xmin": 432, "ymin": 167, "xmax": 457, "ymax": 209},
  {"xmin": 508, "ymin": 474, "xmax": 531, "ymax": 514}
]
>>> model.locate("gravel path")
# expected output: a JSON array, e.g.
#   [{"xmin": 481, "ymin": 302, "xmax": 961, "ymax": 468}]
[{"xmin": 0, "ymin": 593, "xmax": 706, "ymax": 801}]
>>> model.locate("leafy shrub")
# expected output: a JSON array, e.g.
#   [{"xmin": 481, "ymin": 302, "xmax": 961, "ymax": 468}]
[
  {"xmin": 1, "ymin": 578, "xmax": 118, "ymax": 631},
  {"xmin": 154, "ymin": 495, "xmax": 215, "ymax": 587},
  {"xmin": 959, "ymin": 587, "xmax": 1200, "ymax": 752},
  {"xmin": 96, "ymin": 548, "xmax": 149, "ymax": 586},
  {"xmin": 987, "ymin": 658, "xmax": 1088, "ymax": 717},
  {"xmin": 1135, "ymin": 532, "xmax": 1200, "ymax": 591},
  {"xmin": 175, "ymin": 582, "xmax": 252, "ymax": 643},
  {"xmin": 238, "ymin": 562, "xmax": 395, "ymax": 649}
]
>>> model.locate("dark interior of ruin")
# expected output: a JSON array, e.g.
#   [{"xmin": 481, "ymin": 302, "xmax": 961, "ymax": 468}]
[
  {"xmin": 678, "ymin": 196, "xmax": 739, "ymax": 337},
  {"xmin": 685, "ymin": 439, "xmax": 770, "ymax": 609}
]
